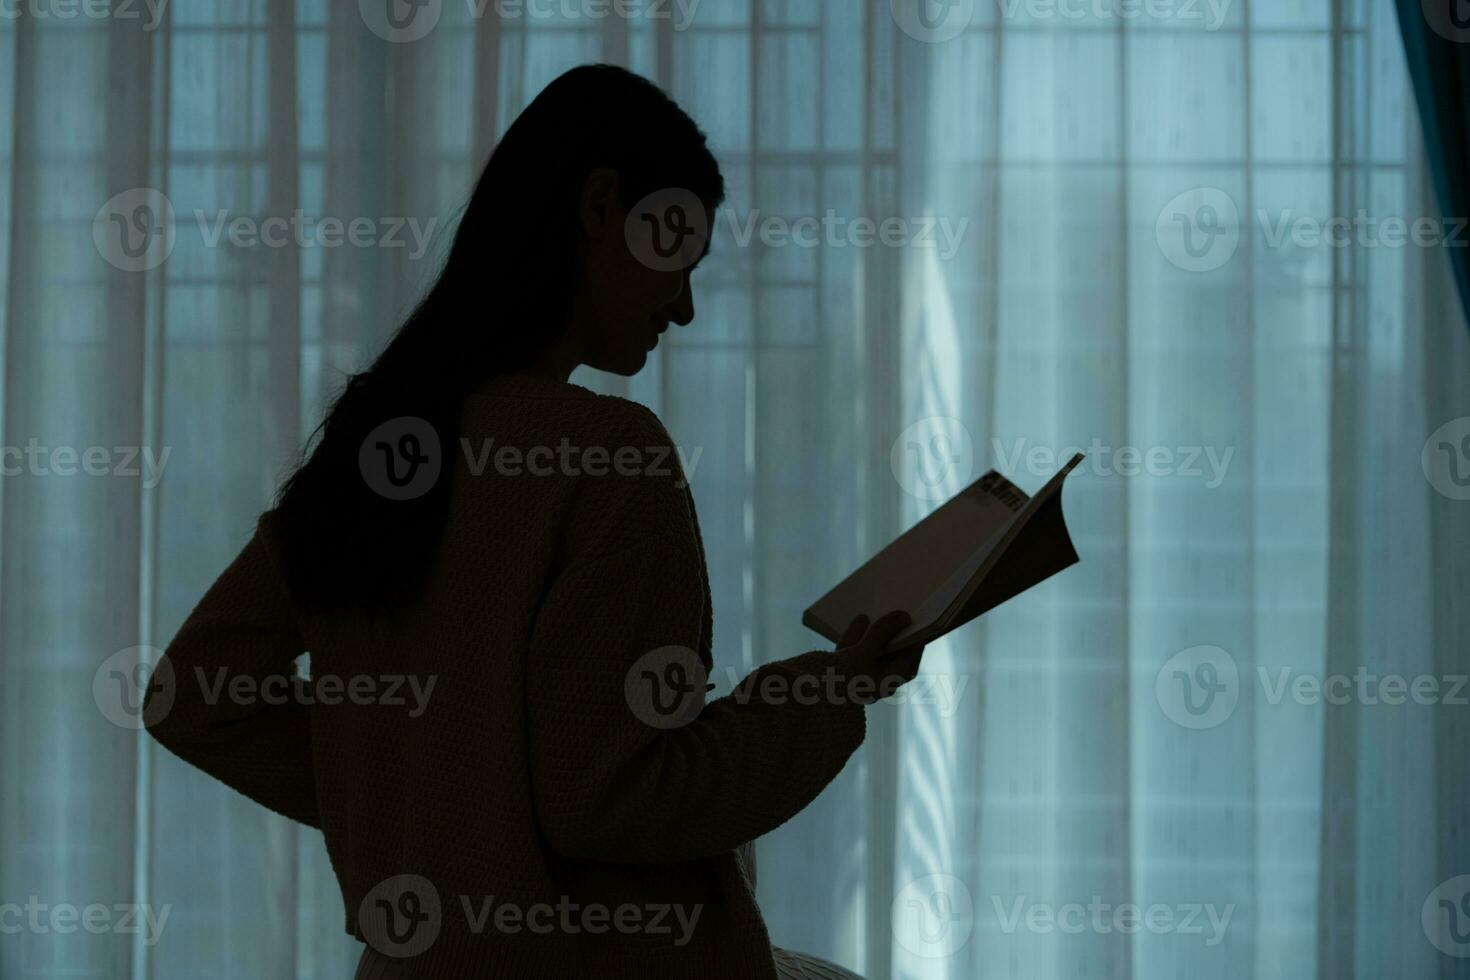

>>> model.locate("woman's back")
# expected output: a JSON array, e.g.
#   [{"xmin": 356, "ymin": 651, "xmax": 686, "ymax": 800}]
[
  {"xmin": 307, "ymin": 372, "xmax": 737, "ymax": 974},
  {"xmin": 149, "ymin": 373, "xmax": 873, "ymax": 976}
]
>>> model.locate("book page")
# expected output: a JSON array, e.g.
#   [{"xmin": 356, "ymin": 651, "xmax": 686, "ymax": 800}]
[{"xmin": 803, "ymin": 471, "xmax": 1028, "ymax": 641}]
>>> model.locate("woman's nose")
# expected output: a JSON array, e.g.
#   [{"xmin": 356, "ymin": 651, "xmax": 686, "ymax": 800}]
[{"xmin": 666, "ymin": 277, "xmax": 695, "ymax": 327}]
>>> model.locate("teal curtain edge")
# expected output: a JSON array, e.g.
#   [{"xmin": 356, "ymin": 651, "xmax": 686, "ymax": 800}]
[{"xmin": 1394, "ymin": 1, "xmax": 1470, "ymax": 329}]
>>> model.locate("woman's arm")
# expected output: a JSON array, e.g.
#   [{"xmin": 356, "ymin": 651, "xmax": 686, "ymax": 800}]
[
  {"xmin": 526, "ymin": 532, "xmax": 871, "ymax": 864},
  {"xmin": 144, "ymin": 513, "xmax": 319, "ymax": 828},
  {"xmin": 524, "ymin": 400, "xmax": 886, "ymax": 864}
]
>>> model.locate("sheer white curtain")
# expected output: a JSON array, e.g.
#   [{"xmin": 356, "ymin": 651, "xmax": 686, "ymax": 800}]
[
  {"xmin": 888, "ymin": 2, "xmax": 1470, "ymax": 979},
  {"xmin": 2, "ymin": 1, "xmax": 1468, "ymax": 978}
]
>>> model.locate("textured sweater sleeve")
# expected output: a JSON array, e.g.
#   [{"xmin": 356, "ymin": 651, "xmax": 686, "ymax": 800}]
[
  {"xmin": 525, "ymin": 404, "xmax": 867, "ymax": 864},
  {"xmin": 145, "ymin": 513, "xmax": 319, "ymax": 828}
]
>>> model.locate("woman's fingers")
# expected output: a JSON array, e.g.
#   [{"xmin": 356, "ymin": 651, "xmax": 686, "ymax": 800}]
[
  {"xmin": 856, "ymin": 610, "xmax": 914, "ymax": 655},
  {"xmin": 831, "ymin": 611, "xmax": 924, "ymax": 705},
  {"xmin": 881, "ymin": 643, "xmax": 925, "ymax": 675},
  {"xmin": 876, "ymin": 645, "xmax": 926, "ymax": 697},
  {"xmin": 829, "ymin": 611, "xmax": 920, "ymax": 705},
  {"xmin": 837, "ymin": 613, "xmax": 870, "ymax": 649},
  {"xmin": 865, "ymin": 645, "xmax": 925, "ymax": 703}
]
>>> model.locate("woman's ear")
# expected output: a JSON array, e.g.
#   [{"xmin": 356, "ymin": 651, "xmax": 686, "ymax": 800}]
[{"xmin": 579, "ymin": 167, "xmax": 622, "ymax": 242}]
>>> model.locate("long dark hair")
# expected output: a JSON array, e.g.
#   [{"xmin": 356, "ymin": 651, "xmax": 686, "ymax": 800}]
[{"xmin": 273, "ymin": 64, "xmax": 725, "ymax": 613}]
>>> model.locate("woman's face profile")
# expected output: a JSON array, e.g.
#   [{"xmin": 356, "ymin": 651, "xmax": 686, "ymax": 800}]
[{"xmin": 571, "ymin": 169, "xmax": 712, "ymax": 377}]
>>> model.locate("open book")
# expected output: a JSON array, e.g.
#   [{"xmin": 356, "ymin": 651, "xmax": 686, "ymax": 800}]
[{"xmin": 802, "ymin": 453, "xmax": 1085, "ymax": 652}]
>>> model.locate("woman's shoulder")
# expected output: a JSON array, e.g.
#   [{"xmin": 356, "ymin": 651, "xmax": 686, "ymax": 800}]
[
  {"xmin": 586, "ymin": 393, "xmax": 677, "ymax": 451},
  {"xmin": 460, "ymin": 377, "xmax": 678, "ymax": 459},
  {"xmin": 461, "ymin": 389, "xmax": 697, "ymax": 564}
]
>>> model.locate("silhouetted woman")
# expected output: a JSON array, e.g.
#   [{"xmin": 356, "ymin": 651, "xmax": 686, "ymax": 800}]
[{"xmin": 146, "ymin": 64, "xmax": 923, "ymax": 980}]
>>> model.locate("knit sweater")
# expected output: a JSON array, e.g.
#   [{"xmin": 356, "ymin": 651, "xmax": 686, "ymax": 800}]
[{"xmin": 145, "ymin": 372, "xmax": 869, "ymax": 978}]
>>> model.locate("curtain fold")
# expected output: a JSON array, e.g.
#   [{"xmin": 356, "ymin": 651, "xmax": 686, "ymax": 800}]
[
  {"xmin": 1, "ymin": 3, "xmax": 1468, "ymax": 978},
  {"xmin": 1394, "ymin": 0, "xmax": 1470, "ymax": 327}
]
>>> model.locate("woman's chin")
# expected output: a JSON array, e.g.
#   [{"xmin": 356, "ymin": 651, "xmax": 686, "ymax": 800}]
[{"xmin": 586, "ymin": 347, "xmax": 649, "ymax": 378}]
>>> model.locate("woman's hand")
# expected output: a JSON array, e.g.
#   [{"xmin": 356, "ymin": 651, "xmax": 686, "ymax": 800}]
[{"xmin": 834, "ymin": 611, "xmax": 926, "ymax": 705}]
